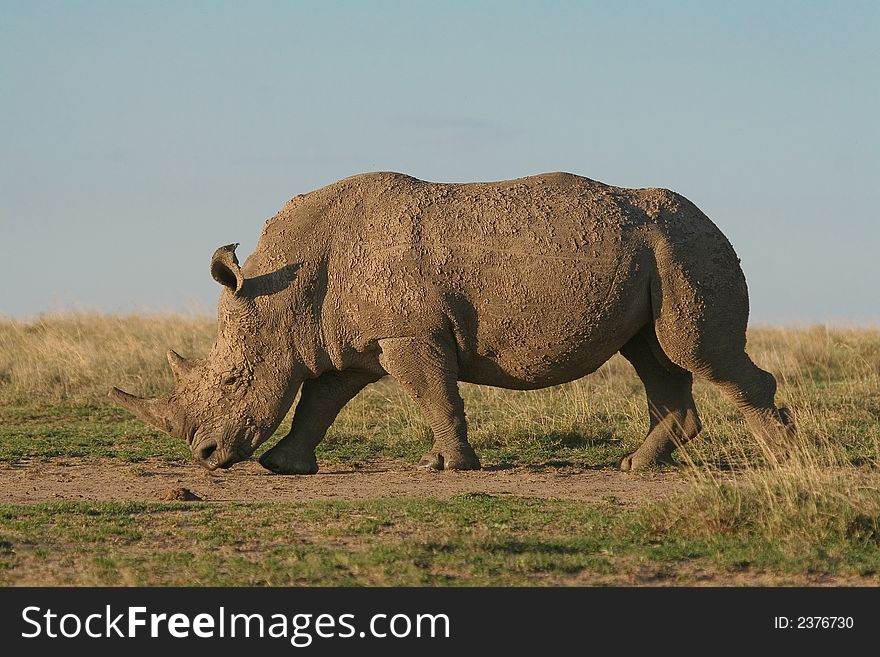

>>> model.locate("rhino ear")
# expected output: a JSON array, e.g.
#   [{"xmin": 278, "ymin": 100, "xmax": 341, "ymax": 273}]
[{"xmin": 211, "ymin": 243, "xmax": 244, "ymax": 293}]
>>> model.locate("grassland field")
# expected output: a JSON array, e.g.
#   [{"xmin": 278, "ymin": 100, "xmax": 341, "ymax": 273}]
[{"xmin": 0, "ymin": 314, "xmax": 878, "ymax": 585}]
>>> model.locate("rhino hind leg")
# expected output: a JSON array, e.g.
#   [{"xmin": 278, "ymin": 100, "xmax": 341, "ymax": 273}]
[
  {"xmin": 689, "ymin": 352, "xmax": 796, "ymax": 464},
  {"xmin": 619, "ymin": 328, "xmax": 702, "ymax": 471},
  {"xmin": 378, "ymin": 336, "xmax": 481, "ymax": 471},
  {"xmin": 652, "ymin": 302, "xmax": 796, "ymax": 465},
  {"xmin": 259, "ymin": 370, "xmax": 381, "ymax": 474}
]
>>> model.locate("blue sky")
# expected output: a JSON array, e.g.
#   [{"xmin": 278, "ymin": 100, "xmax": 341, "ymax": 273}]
[{"xmin": 2, "ymin": 1, "xmax": 878, "ymax": 323}]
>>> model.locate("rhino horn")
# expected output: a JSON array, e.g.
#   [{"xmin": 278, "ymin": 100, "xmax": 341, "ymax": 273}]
[
  {"xmin": 109, "ymin": 387, "xmax": 178, "ymax": 436},
  {"xmin": 167, "ymin": 349, "xmax": 195, "ymax": 382}
]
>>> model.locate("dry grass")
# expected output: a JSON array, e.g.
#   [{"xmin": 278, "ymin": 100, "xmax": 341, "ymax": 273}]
[
  {"xmin": 0, "ymin": 313, "xmax": 216, "ymax": 403},
  {"xmin": 1, "ymin": 313, "xmax": 878, "ymax": 565},
  {"xmin": 1, "ymin": 315, "xmax": 877, "ymax": 465}
]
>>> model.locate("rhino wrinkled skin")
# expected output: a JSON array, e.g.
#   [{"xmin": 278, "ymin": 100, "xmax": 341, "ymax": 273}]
[{"xmin": 111, "ymin": 172, "xmax": 795, "ymax": 473}]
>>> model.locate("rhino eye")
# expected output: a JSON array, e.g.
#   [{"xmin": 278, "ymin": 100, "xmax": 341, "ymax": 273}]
[{"xmin": 222, "ymin": 374, "xmax": 239, "ymax": 386}]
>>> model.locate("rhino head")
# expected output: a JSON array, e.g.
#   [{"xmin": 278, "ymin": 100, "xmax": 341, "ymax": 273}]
[{"xmin": 110, "ymin": 244, "xmax": 302, "ymax": 470}]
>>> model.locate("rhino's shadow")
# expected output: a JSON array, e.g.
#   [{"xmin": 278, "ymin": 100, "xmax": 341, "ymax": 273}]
[
  {"xmin": 480, "ymin": 430, "xmax": 625, "ymax": 472},
  {"xmin": 319, "ymin": 467, "xmax": 388, "ymax": 475},
  {"xmin": 243, "ymin": 263, "xmax": 302, "ymax": 298}
]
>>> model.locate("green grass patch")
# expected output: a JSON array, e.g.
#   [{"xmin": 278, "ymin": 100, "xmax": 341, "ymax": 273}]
[
  {"xmin": 0, "ymin": 405, "xmax": 190, "ymax": 463},
  {"xmin": 1, "ymin": 479, "xmax": 878, "ymax": 586}
]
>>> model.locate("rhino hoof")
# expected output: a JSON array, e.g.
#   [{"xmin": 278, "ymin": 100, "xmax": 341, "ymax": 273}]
[
  {"xmin": 418, "ymin": 449, "xmax": 481, "ymax": 471},
  {"xmin": 618, "ymin": 454, "xmax": 637, "ymax": 472},
  {"xmin": 258, "ymin": 450, "xmax": 319, "ymax": 475},
  {"xmin": 618, "ymin": 451, "xmax": 676, "ymax": 472}
]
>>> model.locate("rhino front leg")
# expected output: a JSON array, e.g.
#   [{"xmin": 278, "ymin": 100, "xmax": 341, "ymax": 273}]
[
  {"xmin": 259, "ymin": 370, "xmax": 381, "ymax": 474},
  {"xmin": 378, "ymin": 336, "xmax": 481, "ymax": 471}
]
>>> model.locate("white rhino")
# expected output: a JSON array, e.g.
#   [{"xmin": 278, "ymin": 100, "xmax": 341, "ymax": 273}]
[{"xmin": 112, "ymin": 172, "xmax": 794, "ymax": 472}]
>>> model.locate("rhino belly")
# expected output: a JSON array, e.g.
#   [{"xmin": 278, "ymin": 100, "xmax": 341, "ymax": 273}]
[{"xmin": 455, "ymin": 252, "xmax": 652, "ymax": 390}]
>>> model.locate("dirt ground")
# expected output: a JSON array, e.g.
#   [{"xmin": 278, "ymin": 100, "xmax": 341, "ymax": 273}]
[
  {"xmin": 4, "ymin": 459, "xmax": 876, "ymax": 586},
  {"xmin": 0, "ymin": 458, "xmax": 687, "ymax": 505}
]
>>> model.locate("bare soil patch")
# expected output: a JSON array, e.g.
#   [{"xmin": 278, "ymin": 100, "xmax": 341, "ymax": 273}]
[{"xmin": 0, "ymin": 458, "xmax": 686, "ymax": 505}]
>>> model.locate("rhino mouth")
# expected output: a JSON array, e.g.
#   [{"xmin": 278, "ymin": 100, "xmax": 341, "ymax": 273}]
[
  {"xmin": 192, "ymin": 426, "xmax": 259, "ymax": 470},
  {"xmin": 194, "ymin": 439, "xmax": 248, "ymax": 470}
]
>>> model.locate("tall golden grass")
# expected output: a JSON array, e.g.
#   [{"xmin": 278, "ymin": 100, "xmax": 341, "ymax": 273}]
[{"xmin": 0, "ymin": 313, "xmax": 216, "ymax": 403}]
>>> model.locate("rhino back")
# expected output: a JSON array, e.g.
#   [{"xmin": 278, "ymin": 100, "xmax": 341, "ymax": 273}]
[{"xmin": 249, "ymin": 172, "xmax": 716, "ymax": 388}]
